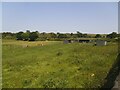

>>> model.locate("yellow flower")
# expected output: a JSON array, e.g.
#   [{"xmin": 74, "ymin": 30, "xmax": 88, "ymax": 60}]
[{"xmin": 91, "ymin": 73, "xmax": 95, "ymax": 77}]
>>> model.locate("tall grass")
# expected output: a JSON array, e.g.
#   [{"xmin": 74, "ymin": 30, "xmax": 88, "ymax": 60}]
[{"xmin": 2, "ymin": 40, "xmax": 118, "ymax": 88}]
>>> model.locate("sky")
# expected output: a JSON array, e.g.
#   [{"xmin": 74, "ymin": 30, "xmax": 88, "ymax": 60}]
[
  {"xmin": 2, "ymin": 2, "xmax": 118, "ymax": 34},
  {"xmin": 1, "ymin": 0, "xmax": 120, "ymax": 2},
  {"xmin": 0, "ymin": 3, "xmax": 2, "ymax": 32}
]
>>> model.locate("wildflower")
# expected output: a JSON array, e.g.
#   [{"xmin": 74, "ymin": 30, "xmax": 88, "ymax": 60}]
[{"xmin": 91, "ymin": 73, "xmax": 95, "ymax": 77}]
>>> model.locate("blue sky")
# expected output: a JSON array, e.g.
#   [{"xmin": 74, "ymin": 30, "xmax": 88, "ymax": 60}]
[
  {"xmin": 2, "ymin": 2, "xmax": 118, "ymax": 34},
  {"xmin": 1, "ymin": 0, "xmax": 120, "ymax": 2},
  {"xmin": 0, "ymin": 3, "xmax": 2, "ymax": 32}
]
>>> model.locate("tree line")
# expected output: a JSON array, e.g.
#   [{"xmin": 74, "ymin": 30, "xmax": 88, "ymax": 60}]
[
  {"xmin": 1, "ymin": 30, "xmax": 119, "ymax": 41},
  {"xmin": 16, "ymin": 30, "xmax": 38, "ymax": 41}
]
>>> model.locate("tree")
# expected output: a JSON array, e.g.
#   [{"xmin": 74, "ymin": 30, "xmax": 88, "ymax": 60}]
[
  {"xmin": 2, "ymin": 32, "xmax": 15, "ymax": 39},
  {"xmin": 77, "ymin": 31, "xmax": 83, "ymax": 38},
  {"xmin": 82, "ymin": 34, "xmax": 88, "ymax": 38},
  {"xmin": 16, "ymin": 32, "xmax": 23, "ymax": 40},
  {"xmin": 70, "ymin": 33, "xmax": 73, "ymax": 36},
  {"xmin": 95, "ymin": 34, "xmax": 101, "ymax": 38},
  {"xmin": 26, "ymin": 30, "xmax": 30, "ymax": 33},
  {"xmin": 21, "ymin": 33, "xmax": 29, "ymax": 41},
  {"xmin": 39, "ymin": 32, "xmax": 47, "ymax": 40},
  {"xmin": 107, "ymin": 32, "xmax": 118, "ymax": 38},
  {"xmin": 58, "ymin": 33, "xmax": 67, "ymax": 38},
  {"xmin": 29, "ymin": 32, "xmax": 38, "ymax": 41},
  {"xmin": 49, "ymin": 33, "xmax": 57, "ymax": 38}
]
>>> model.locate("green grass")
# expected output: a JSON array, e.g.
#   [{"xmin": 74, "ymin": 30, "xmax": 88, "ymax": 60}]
[
  {"xmin": 0, "ymin": 39, "xmax": 2, "ymax": 89},
  {"xmin": 2, "ymin": 39, "xmax": 118, "ymax": 88}
]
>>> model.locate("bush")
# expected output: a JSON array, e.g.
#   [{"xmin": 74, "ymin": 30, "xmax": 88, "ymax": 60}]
[
  {"xmin": 29, "ymin": 32, "xmax": 38, "ymax": 41},
  {"xmin": 16, "ymin": 31, "xmax": 39, "ymax": 41}
]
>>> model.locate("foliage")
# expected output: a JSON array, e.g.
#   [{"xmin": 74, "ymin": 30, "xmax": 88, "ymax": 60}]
[
  {"xmin": 16, "ymin": 32, "xmax": 24, "ymax": 40},
  {"xmin": 58, "ymin": 33, "xmax": 67, "ymax": 38},
  {"xmin": 15, "ymin": 31, "xmax": 38, "ymax": 41},
  {"xmin": 21, "ymin": 33, "xmax": 29, "ymax": 41},
  {"xmin": 95, "ymin": 34, "xmax": 102, "ymax": 38},
  {"xmin": 2, "ymin": 32, "xmax": 16, "ymax": 39},
  {"xmin": 107, "ymin": 32, "xmax": 118, "ymax": 39},
  {"xmin": 2, "ymin": 31, "xmax": 119, "ymax": 41},
  {"xmin": 77, "ymin": 31, "xmax": 83, "ymax": 37},
  {"xmin": 29, "ymin": 32, "xmax": 38, "ymax": 41}
]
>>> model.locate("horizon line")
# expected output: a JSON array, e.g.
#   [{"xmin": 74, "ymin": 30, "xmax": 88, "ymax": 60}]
[{"xmin": 0, "ymin": 31, "xmax": 118, "ymax": 34}]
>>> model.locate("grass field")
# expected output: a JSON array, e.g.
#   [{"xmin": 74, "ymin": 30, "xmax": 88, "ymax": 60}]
[
  {"xmin": 2, "ymin": 39, "xmax": 118, "ymax": 88},
  {"xmin": 0, "ymin": 39, "xmax": 2, "ymax": 89}
]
